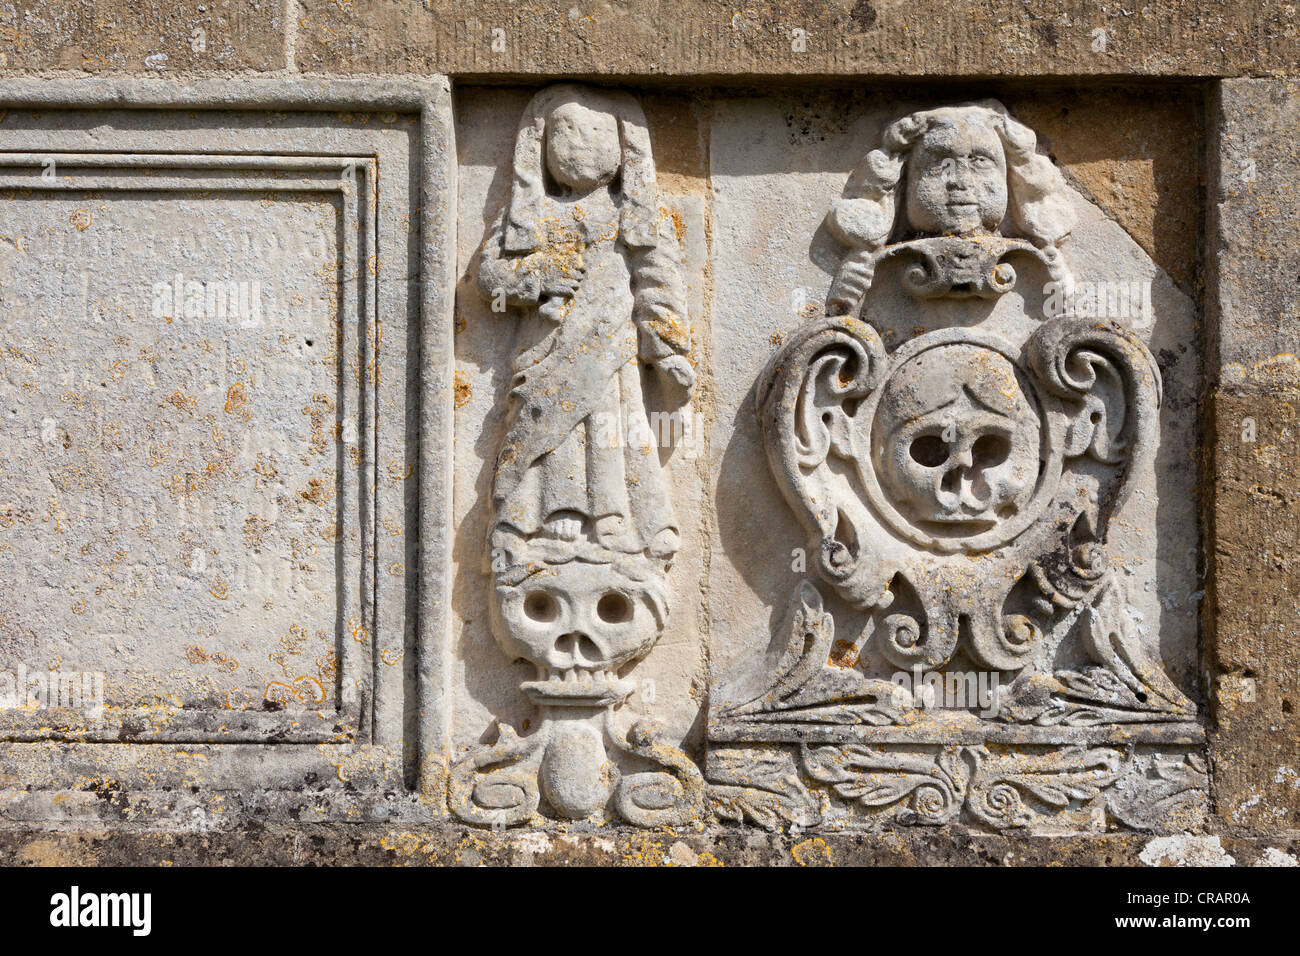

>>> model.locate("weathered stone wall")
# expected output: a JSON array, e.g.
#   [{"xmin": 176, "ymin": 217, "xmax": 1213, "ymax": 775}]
[{"xmin": 0, "ymin": 2, "xmax": 1296, "ymax": 865}]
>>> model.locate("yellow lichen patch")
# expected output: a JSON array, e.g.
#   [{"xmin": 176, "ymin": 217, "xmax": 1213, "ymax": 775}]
[
  {"xmin": 792, "ymin": 836, "xmax": 835, "ymax": 866},
  {"xmin": 453, "ymin": 370, "xmax": 473, "ymax": 408}
]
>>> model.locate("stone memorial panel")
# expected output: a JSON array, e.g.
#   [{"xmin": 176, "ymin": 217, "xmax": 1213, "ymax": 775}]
[{"xmin": 0, "ymin": 78, "xmax": 455, "ymax": 794}]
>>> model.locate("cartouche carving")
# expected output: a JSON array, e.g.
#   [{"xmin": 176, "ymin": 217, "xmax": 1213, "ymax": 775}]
[
  {"xmin": 710, "ymin": 100, "xmax": 1202, "ymax": 831},
  {"xmin": 451, "ymin": 84, "xmax": 701, "ymax": 827}
]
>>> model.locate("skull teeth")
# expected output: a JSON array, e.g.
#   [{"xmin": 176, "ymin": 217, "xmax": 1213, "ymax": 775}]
[{"xmin": 546, "ymin": 667, "xmax": 616, "ymax": 685}]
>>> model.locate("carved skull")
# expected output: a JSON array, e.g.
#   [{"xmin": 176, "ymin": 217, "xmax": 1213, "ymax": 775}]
[
  {"xmin": 874, "ymin": 344, "xmax": 1041, "ymax": 531},
  {"xmin": 491, "ymin": 559, "xmax": 666, "ymax": 681}
]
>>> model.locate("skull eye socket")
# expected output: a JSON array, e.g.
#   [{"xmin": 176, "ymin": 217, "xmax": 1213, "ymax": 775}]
[
  {"xmin": 909, "ymin": 434, "xmax": 950, "ymax": 467},
  {"xmin": 523, "ymin": 591, "xmax": 558, "ymax": 622},
  {"xmin": 596, "ymin": 591, "xmax": 633, "ymax": 624},
  {"xmin": 972, "ymin": 433, "xmax": 1011, "ymax": 468}
]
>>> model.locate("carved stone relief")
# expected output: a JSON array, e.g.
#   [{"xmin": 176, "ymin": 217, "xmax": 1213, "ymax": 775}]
[
  {"xmin": 447, "ymin": 93, "xmax": 1205, "ymax": 833},
  {"xmin": 446, "ymin": 93, "xmax": 1204, "ymax": 833},
  {"xmin": 704, "ymin": 100, "xmax": 1205, "ymax": 831},
  {"xmin": 450, "ymin": 85, "xmax": 703, "ymax": 826},
  {"xmin": 0, "ymin": 80, "xmax": 1205, "ymax": 838}
]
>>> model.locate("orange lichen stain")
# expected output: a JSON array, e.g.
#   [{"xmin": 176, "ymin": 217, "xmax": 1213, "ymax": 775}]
[
  {"xmin": 299, "ymin": 477, "xmax": 331, "ymax": 506},
  {"xmin": 453, "ymin": 370, "xmax": 473, "ymax": 408},
  {"xmin": 263, "ymin": 681, "xmax": 295, "ymax": 708},
  {"xmin": 224, "ymin": 381, "xmax": 249, "ymax": 416},
  {"xmin": 70, "ymin": 209, "xmax": 91, "ymax": 231},
  {"xmin": 243, "ymin": 515, "xmax": 270, "ymax": 547},
  {"xmin": 302, "ymin": 395, "xmax": 334, "ymax": 455},
  {"xmin": 619, "ymin": 833, "xmax": 670, "ymax": 867},
  {"xmin": 347, "ymin": 618, "xmax": 369, "ymax": 644},
  {"xmin": 160, "ymin": 390, "xmax": 197, "ymax": 414},
  {"xmin": 279, "ymin": 623, "xmax": 309, "ymax": 655},
  {"xmin": 661, "ymin": 206, "xmax": 687, "ymax": 245},
  {"xmin": 828, "ymin": 640, "xmax": 860, "ymax": 669},
  {"xmin": 316, "ymin": 653, "xmax": 338, "ymax": 684},
  {"xmin": 327, "ymin": 744, "xmax": 400, "ymax": 785},
  {"xmin": 792, "ymin": 837, "xmax": 835, "ymax": 867},
  {"xmin": 225, "ymin": 689, "xmax": 254, "ymax": 711}
]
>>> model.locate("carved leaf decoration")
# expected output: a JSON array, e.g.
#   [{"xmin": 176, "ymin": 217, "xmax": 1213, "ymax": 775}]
[
  {"xmin": 1077, "ymin": 574, "xmax": 1196, "ymax": 718},
  {"xmin": 1059, "ymin": 351, "xmax": 1128, "ymax": 463},
  {"xmin": 998, "ymin": 672, "xmax": 1064, "ymax": 724},
  {"xmin": 843, "ymin": 778, "xmax": 927, "ymax": 805},
  {"xmin": 766, "ymin": 581, "xmax": 835, "ymax": 704},
  {"xmin": 719, "ymin": 582, "xmax": 914, "ymax": 725},
  {"xmin": 707, "ymin": 748, "xmax": 821, "ymax": 830},
  {"xmin": 709, "ymin": 747, "xmax": 803, "ymax": 790},
  {"xmin": 736, "ymin": 702, "xmax": 906, "ymax": 727},
  {"xmin": 1107, "ymin": 752, "xmax": 1210, "ymax": 832},
  {"xmin": 796, "ymin": 744, "xmax": 1136, "ymax": 829},
  {"xmin": 801, "ymin": 744, "xmax": 966, "ymax": 824},
  {"xmin": 998, "ymin": 576, "xmax": 1197, "ymax": 728},
  {"xmin": 760, "ymin": 318, "xmax": 885, "ymax": 467},
  {"xmin": 1014, "ymin": 765, "xmax": 1117, "ymax": 806},
  {"xmin": 967, "ymin": 746, "xmax": 1123, "ymax": 828},
  {"xmin": 709, "ymin": 784, "xmax": 821, "ymax": 830},
  {"xmin": 803, "ymin": 745, "xmax": 935, "ymax": 803},
  {"xmin": 799, "ymin": 349, "xmax": 864, "ymax": 466},
  {"xmin": 717, "ymin": 581, "xmax": 830, "ymax": 719},
  {"xmin": 936, "ymin": 746, "xmax": 973, "ymax": 796},
  {"xmin": 757, "ymin": 317, "xmax": 887, "ymax": 602}
]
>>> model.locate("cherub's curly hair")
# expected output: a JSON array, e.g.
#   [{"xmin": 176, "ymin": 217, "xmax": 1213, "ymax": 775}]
[{"xmin": 828, "ymin": 100, "xmax": 1075, "ymax": 252}]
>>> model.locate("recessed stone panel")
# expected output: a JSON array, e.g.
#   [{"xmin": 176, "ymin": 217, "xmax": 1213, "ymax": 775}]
[{"xmin": 0, "ymin": 79, "xmax": 455, "ymax": 790}]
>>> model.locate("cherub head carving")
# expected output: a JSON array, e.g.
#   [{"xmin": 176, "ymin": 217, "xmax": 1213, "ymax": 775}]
[{"xmin": 828, "ymin": 101, "xmax": 1076, "ymax": 253}]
